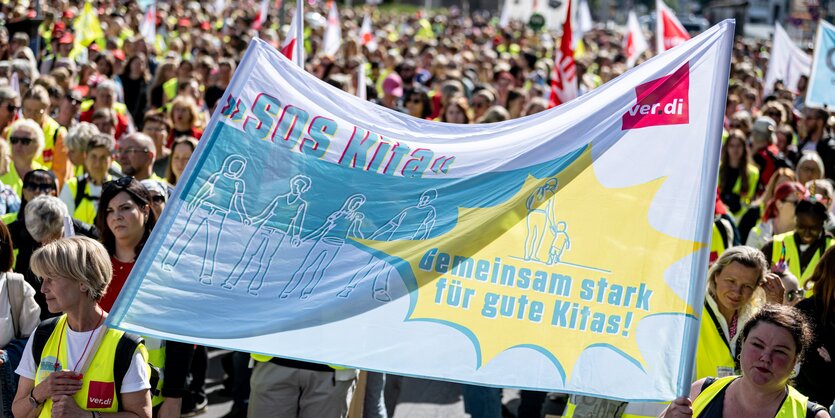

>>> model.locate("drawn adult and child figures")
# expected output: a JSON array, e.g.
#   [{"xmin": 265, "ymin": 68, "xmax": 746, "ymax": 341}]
[
  {"xmin": 161, "ymin": 154, "xmax": 439, "ymax": 301},
  {"xmin": 523, "ymin": 178, "xmax": 571, "ymax": 265}
]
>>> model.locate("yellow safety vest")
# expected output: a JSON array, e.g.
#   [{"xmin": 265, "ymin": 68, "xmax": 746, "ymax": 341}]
[
  {"xmin": 692, "ymin": 376, "xmax": 808, "ymax": 417},
  {"xmin": 33, "ymin": 315, "xmax": 150, "ymax": 417},
  {"xmin": 80, "ymin": 100, "xmax": 128, "ymax": 116},
  {"xmin": 0, "ymin": 160, "xmax": 49, "ymax": 197},
  {"xmin": 65, "ymin": 174, "xmax": 111, "ymax": 225},
  {"xmin": 771, "ymin": 231, "xmax": 833, "ymax": 295},
  {"xmin": 162, "ymin": 78, "xmax": 178, "ymax": 103},
  {"xmin": 709, "ymin": 220, "xmax": 731, "ymax": 264},
  {"xmin": 35, "ymin": 117, "xmax": 65, "ymax": 169},
  {"xmin": 695, "ymin": 300, "xmax": 736, "ymax": 382},
  {"xmin": 143, "ymin": 337, "xmax": 166, "ymax": 407},
  {"xmin": 719, "ymin": 164, "xmax": 759, "ymax": 220}
]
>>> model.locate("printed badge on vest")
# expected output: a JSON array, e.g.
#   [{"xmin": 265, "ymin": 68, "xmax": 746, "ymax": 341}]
[{"xmin": 87, "ymin": 380, "xmax": 115, "ymax": 409}]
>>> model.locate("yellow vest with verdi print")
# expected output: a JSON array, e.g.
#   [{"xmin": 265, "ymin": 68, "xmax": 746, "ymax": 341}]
[
  {"xmin": 36, "ymin": 117, "xmax": 65, "ymax": 169},
  {"xmin": 692, "ymin": 376, "xmax": 809, "ymax": 417},
  {"xmin": 695, "ymin": 300, "xmax": 736, "ymax": 383},
  {"xmin": 34, "ymin": 315, "xmax": 150, "ymax": 416},
  {"xmin": 771, "ymin": 231, "xmax": 833, "ymax": 295},
  {"xmin": 250, "ymin": 354, "xmax": 348, "ymax": 370}
]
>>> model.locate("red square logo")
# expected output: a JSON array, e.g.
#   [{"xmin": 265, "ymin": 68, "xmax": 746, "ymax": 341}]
[
  {"xmin": 87, "ymin": 381, "xmax": 115, "ymax": 409},
  {"xmin": 622, "ymin": 62, "xmax": 690, "ymax": 130}
]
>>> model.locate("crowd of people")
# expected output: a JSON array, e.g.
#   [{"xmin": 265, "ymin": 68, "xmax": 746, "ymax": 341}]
[{"xmin": 0, "ymin": 0, "xmax": 833, "ymax": 417}]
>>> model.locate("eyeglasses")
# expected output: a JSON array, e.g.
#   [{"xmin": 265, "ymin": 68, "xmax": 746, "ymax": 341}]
[
  {"xmin": 9, "ymin": 136, "xmax": 34, "ymax": 146},
  {"xmin": 407, "ymin": 98, "xmax": 422, "ymax": 104},
  {"xmin": 786, "ymin": 289, "xmax": 805, "ymax": 302},
  {"xmin": 117, "ymin": 147, "xmax": 149, "ymax": 156},
  {"xmin": 23, "ymin": 182, "xmax": 56, "ymax": 192}
]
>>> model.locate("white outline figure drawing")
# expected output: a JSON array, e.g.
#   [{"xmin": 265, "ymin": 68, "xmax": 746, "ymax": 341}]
[
  {"xmin": 221, "ymin": 175, "xmax": 312, "ymax": 295},
  {"xmin": 524, "ymin": 178, "xmax": 558, "ymax": 261},
  {"xmin": 546, "ymin": 221, "xmax": 571, "ymax": 265},
  {"xmin": 338, "ymin": 189, "xmax": 438, "ymax": 302},
  {"xmin": 162, "ymin": 154, "xmax": 249, "ymax": 284},
  {"xmin": 281, "ymin": 193, "xmax": 367, "ymax": 299}
]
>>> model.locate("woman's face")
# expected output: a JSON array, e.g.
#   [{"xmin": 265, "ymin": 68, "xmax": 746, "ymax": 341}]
[
  {"xmin": 740, "ymin": 322, "xmax": 798, "ymax": 388},
  {"xmin": 85, "ymin": 147, "xmax": 112, "ymax": 181},
  {"xmin": 129, "ymin": 57, "xmax": 144, "ymax": 75},
  {"xmin": 795, "ymin": 212, "xmax": 824, "ymax": 245},
  {"xmin": 797, "ymin": 161, "xmax": 822, "ymax": 184},
  {"xmin": 726, "ymin": 137, "xmax": 745, "ymax": 165},
  {"xmin": 40, "ymin": 275, "xmax": 86, "ymax": 313},
  {"xmin": 10, "ymin": 126, "xmax": 39, "ymax": 161},
  {"xmin": 171, "ymin": 143, "xmax": 194, "ymax": 179},
  {"xmin": 713, "ymin": 261, "xmax": 760, "ymax": 314},
  {"xmin": 405, "ymin": 94, "xmax": 424, "ymax": 118},
  {"xmin": 106, "ymin": 191, "xmax": 148, "ymax": 243},
  {"xmin": 172, "ymin": 105, "xmax": 192, "ymax": 127},
  {"xmin": 22, "ymin": 98, "xmax": 47, "ymax": 123},
  {"xmin": 445, "ymin": 105, "xmax": 466, "ymax": 124},
  {"xmin": 775, "ymin": 196, "xmax": 798, "ymax": 227}
]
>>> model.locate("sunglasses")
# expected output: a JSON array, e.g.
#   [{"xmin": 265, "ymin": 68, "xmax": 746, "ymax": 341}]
[
  {"xmin": 150, "ymin": 194, "xmax": 166, "ymax": 203},
  {"xmin": 5, "ymin": 103, "xmax": 18, "ymax": 113},
  {"xmin": 106, "ymin": 176, "xmax": 135, "ymax": 189},
  {"xmin": 9, "ymin": 136, "xmax": 34, "ymax": 146},
  {"xmin": 23, "ymin": 182, "xmax": 56, "ymax": 192}
]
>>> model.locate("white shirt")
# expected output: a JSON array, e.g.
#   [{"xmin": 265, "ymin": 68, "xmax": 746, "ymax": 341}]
[{"xmin": 16, "ymin": 324, "xmax": 150, "ymax": 393}]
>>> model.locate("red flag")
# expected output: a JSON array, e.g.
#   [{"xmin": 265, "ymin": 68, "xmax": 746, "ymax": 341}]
[{"xmin": 550, "ymin": 0, "xmax": 578, "ymax": 108}]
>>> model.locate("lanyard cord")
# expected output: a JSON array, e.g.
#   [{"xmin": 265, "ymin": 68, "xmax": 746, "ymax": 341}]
[{"xmin": 53, "ymin": 310, "xmax": 105, "ymax": 372}]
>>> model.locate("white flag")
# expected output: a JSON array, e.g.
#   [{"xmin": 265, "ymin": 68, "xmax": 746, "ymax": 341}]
[
  {"xmin": 656, "ymin": 0, "xmax": 690, "ymax": 52},
  {"xmin": 763, "ymin": 23, "xmax": 812, "ymax": 95},
  {"xmin": 576, "ymin": 0, "xmax": 593, "ymax": 36},
  {"xmin": 625, "ymin": 11, "xmax": 649, "ymax": 68},
  {"xmin": 359, "ymin": 14, "xmax": 377, "ymax": 52},
  {"xmin": 280, "ymin": 1, "xmax": 304, "ymax": 67},
  {"xmin": 322, "ymin": 2, "xmax": 341, "ymax": 56},
  {"xmin": 357, "ymin": 60, "xmax": 367, "ymax": 101},
  {"xmin": 140, "ymin": 1, "xmax": 156, "ymax": 46}
]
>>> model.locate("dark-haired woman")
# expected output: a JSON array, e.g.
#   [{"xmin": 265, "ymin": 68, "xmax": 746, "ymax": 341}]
[
  {"xmin": 762, "ymin": 197, "xmax": 834, "ymax": 295},
  {"xmin": 662, "ymin": 304, "xmax": 829, "ymax": 418},
  {"xmin": 718, "ymin": 130, "xmax": 759, "ymax": 220},
  {"xmin": 404, "ymin": 88, "xmax": 432, "ymax": 120},
  {"xmin": 95, "ymin": 177, "xmax": 195, "ymax": 418},
  {"xmin": 794, "ymin": 246, "xmax": 835, "ymax": 407}
]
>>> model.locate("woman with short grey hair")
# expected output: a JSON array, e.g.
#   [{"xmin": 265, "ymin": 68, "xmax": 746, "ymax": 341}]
[{"xmin": 23, "ymin": 195, "xmax": 67, "ymax": 244}]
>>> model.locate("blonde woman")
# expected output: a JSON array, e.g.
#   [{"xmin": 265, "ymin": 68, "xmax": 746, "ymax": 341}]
[
  {"xmin": 11, "ymin": 236, "xmax": 152, "ymax": 418},
  {"xmin": 166, "ymin": 96, "xmax": 203, "ymax": 148},
  {"xmin": 695, "ymin": 246, "xmax": 784, "ymax": 381},
  {"xmin": 1, "ymin": 119, "xmax": 47, "ymax": 197}
]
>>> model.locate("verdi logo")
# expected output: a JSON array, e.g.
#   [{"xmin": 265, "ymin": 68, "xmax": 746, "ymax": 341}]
[
  {"xmin": 87, "ymin": 381, "xmax": 115, "ymax": 409},
  {"xmin": 622, "ymin": 62, "xmax": 690, "ymax": 130}
]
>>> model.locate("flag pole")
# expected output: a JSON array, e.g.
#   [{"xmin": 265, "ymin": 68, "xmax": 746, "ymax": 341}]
[{"xmin": 295, "ymin": 0, "xmax": 304, "ymax": 68}]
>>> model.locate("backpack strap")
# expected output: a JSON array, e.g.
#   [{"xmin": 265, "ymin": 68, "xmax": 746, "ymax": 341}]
[
  {"xmin": 806, "ymin": 401, "xmax": 827, "ymax": 418},
  {"xmin": 114, "ymin": 332, "xmax": 143, "ymax": 400},
  {"xmin": 74, "ymin": 175, "xmax": 88, "ymax": 210},
  {"xmin": 700, "ymin": 376, "xmax": 717, "ymax": 393},
  {"xmin": 31, "ymin": 317, "xmax": 61, "ymax": 370}
]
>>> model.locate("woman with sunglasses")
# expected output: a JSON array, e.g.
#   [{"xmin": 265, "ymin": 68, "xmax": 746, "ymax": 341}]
[
  {"xmin": 95, "ymin": 177, "xmax": 195, "ymax": 418},
  {"xmin": 0, "ymin": 119, "xmax": 48, "ymax": 197},
  {"xmin": 7, "ymin": 170, "xmax": 98, "ymax": 319},
  {"xmin": 794, "ymin": 246, "xmax": 835, "ymax": 409},
  {"xmin": 763, "ymin": 196, "xmax": 834, "ymax": 296},
  {"xmin": 0, "ymin": 86, "xmax": 20, "ymax": 137},
  {"xmin": 746, "ymin": 182, "xmax": 805, "ymax": 250}
]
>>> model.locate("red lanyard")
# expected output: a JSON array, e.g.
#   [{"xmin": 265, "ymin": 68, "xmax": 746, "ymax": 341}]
[{"xmin": 53, "ymin": 311, "xmax": 105, "ymax": 372}]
